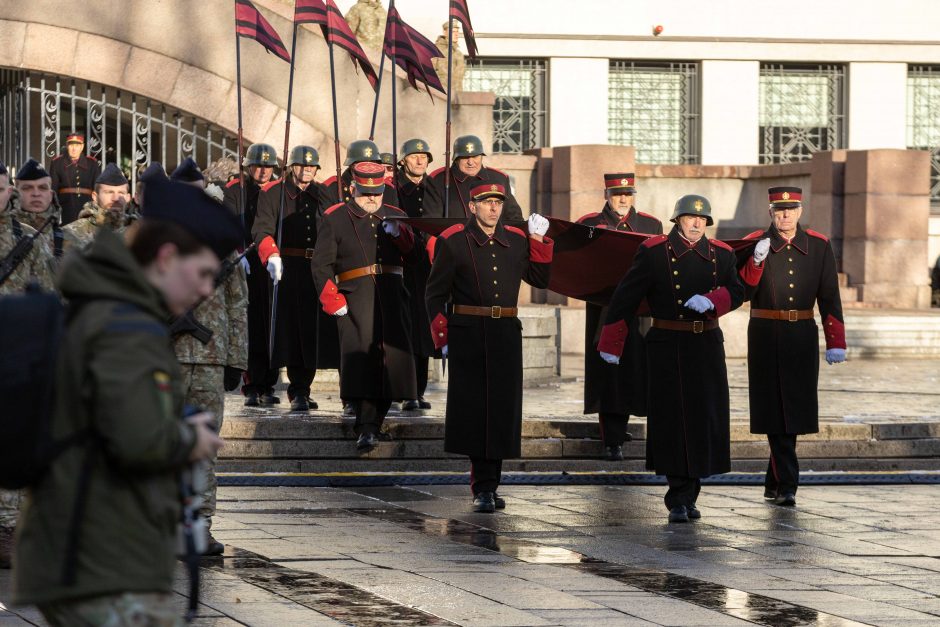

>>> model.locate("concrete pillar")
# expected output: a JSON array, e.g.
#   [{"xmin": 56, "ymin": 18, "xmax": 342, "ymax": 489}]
[
  {"xmin": 848, "ymin": 63, "xmax": 908, "ymax": 150},
  {"xmin": 810, "ymin": 150, "xmax": 848, "ymax": 267},
  {"xmin": 842, "ymin": 149, "xmax": 932, "ymax": 308},
  {"xmin": 700, "ymin": 60, "xmax": 759, "ymax": 165},
  {"xmin": 550, "ymin": 144, "xmax": 635, "ymax": 223},
  {"xmin": 549, "ymin": 58, "xmax": 609, "ymax": 146}
]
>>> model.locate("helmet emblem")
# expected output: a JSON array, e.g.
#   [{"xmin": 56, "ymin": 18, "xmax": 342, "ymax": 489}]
[
  {"xmin": 466, "ymin": 142, "xmax": 475, "ymax": 153},
  {"xmin": 694, "ymin": 200, "xmax": 703, "ymax": 211},
  {"xmin": 305, "ymin": 152, "xmax": 313, "ymax": 163},
  {"xmin": 261, "ymin": 151, "xmax": 270, "ymax": 162},
  {"xmin": 416, "ymin": 142, "xmax": 424, "ymax": 150},
  {"xmin": 363, "ymin": 147, "xmax": 373, "ymax": 157}
]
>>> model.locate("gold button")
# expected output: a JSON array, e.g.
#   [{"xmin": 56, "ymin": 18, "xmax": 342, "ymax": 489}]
[
  {"xmin": 675, "ymin": 284, "xmax": 680, "ymax": 289},
  {"xmin": 789, "ymin": 270, "xmax": 794, "ymax": 275},
  {"xmin": 494, "ymin": 293, "xmax": 499, "ymax": 297},
  {"xmin": 788, "ymin": 258, "xmax": 793, "ymax": 262},
  {"xmin": 489, "ymin": 241, "xmax": 494, "ymax": 245},
  {"xmin": 787, "ymin": 245, "xmax": 792, "ymax": 250},
  {"xmin": 493, "ymin": 266, "xmax": 497, "ymax": 271},
  {"xmin": 789, "ymin": 297, "xmax": 794, "ymax": 302},
  {"xmin": 438, "ymin": 332, "xmax": 444, "ymax": 337},
  {"xmin": 789, "ymin": 283, "xmax": 794, "ymax": 288},
  {"xmin": 673, "ymin": 270, "xmax": 678, "ymax": 275},
  {"xmin": 679, "ymin": 314, "xmax": 684, "ymax": 319},
  {"xmin": 677, "ymin": 299, "xmax": 683, "ymax": 304},
  {"xmin": 671, "ymin": 258, "xmax": 677, "ymax": 262},
  {"xmin": 493, "ymin": 280, "xmax": 497, "ymax": 284}
]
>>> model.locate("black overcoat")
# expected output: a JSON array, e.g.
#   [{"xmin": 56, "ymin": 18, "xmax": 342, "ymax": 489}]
[
  {"xmin": 600, "ymin": 227, "xmax": 744, "ymax": 477},
  {"xmin": 425, "ymin": 219, "xmax": 553, "ymax": 459},
  {"xmin": 429, "ymin": 164, "xmax": 524, "ymax": 221},
  {"xmin": 739, "ymin": 224, "xmax": 845, "ymax": 435},
  {"xmin": 49, "ymin": 153, "xmax": 100, "ymax": 225}
]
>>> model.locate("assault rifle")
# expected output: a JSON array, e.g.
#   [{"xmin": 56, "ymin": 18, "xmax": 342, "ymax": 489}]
[{"xmin": 0, "ymin": 216, "xmax": 54, "ymax": 286}]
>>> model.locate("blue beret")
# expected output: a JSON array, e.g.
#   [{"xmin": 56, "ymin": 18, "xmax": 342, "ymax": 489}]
[
  {"xmin": 170, "ymin": 157, "xmax": 205, "ymax": 183},
  {"xmin": 16, "ymin": 158, "xmax": 50, "ymax": 181}
]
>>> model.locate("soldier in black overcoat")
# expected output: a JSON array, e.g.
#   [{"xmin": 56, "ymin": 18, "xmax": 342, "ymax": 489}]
[
  {"xmin": 578, "ymin": 173, "xmax": 663, "ymax": 460},
  {"xmin": 599, "ymin": 194, "xmax": 744, "ymax": 523},
  {"xmin": 425, "ymin": 183, "xmax": 553, "ymax": 513},
  {"xmin": 49, "ymin": 133, "xmax": 100, "ymax": 225},
  {"xmin": 321, "ymin": 140, "xmax": 400, "ymax": 208},
  {"xmin": 739, "ymin": 186, "xmax": 846, "ymax": 507},
  {"xmin": 311, "ymin": 162, "xmax": 417, "ymax": 452}
]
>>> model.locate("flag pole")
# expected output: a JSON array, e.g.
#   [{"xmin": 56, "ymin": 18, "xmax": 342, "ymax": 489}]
[
  {"xmin": 268, "ymin": 20, "xmax": 299, "ymax": 365},
  {"xmin": 443, "ymin": 9, "xmax": 454, "ymax": 218},
  {"xmin": 328, "ymin": 41, "xmax": 343, "ymax": 201},
  {"xmin": 235, "ymin": 10, "xmax": 248, "ymax": 231}
]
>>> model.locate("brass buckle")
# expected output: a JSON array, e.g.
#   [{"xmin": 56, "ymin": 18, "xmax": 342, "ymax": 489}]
[
  {"xmin": 304, "ymin": 248, "xmax": 315, "ymax": 259},
  {"xmin": 692, "ymin": 320, "xmax": 704, "ymax": 334},
  {"xmin": 370, "ymin": 263, "xmax": 381, "ymax": 274},
  {"xmin": 491, "ymin": 305, "xmax": 502, "ymax": 319},
  {"xmin": 787, "ymin": 309, "xmax": 798, "ymax": 322}
]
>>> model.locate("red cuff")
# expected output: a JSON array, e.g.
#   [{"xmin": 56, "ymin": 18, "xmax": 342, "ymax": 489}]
[
  {"xmin": 319, "ymin": 279, "xmax": 347, "ymax": 315},
  {"xmin": 426, "ymin": 236, "xmax": 438, "ymax": 264},
  {"xmin": 529, "ymin": 236, "xmax": 554, "ymax": 264},
  {"xmin": 823, "ymin": 313, "xmax": 846, "ymax": 349},
  {"xmin": 739, "ymin": 256, "xmax": 764, "ymax": 287},
  {"xmin": 258, "ymin": 235, "xmax": 279, "ymax": 265},
  {"xmin": 392, "ymin": 224, "xmax": 415, "ymax": 254},
  {"xmin": 597, "ymin": 319, "xmax": 628, "ymax": 357},
  {"xmin": 705, "ymin": 287, "xmax": 732, "ymax": 317},
  {"xmin": 430, "ymin": 312, "xmax": 448, "ymax": 349}
]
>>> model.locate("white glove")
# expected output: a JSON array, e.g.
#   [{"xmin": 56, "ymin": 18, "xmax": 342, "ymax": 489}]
[
  {"xmin": 825, "ymin": 348, "xmax": 846, "ymax": 365},
  {"xmin": 684, "ymin": 294, "xmax": 715, "ymax": 313},
  {"xmin": 333, "ymin": 305, "xmax": 348, "ymax": 317},
  {"xmin": 753, "ymin": 238, "xmax": 771, "ymax": 264},
  {"xmin": 382, "ymin": 220, "xmax": 401, "ymax": 237},
  {"xmin": 441, "ymin": 345, "xmax": 448, "ymax": 358},
  {"xmin": 239, "ymin": 256, "xmax": 251, "ymax": 275},
  {"xmin": 266, "ymin": 255, "xmax": 283, "ymax": 283},
  {"xmin": 599, "ymin": 351, "xmax": 620, "ymax": 365},
  {"xmin": 527, "ymin": 213, "xmax": 549, "ymax": 237}
]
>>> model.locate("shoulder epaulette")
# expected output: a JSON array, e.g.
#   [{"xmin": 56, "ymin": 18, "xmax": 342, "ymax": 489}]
[
  {"xmin": 324, "ymin": 202, "xmax": 345, "ymax": 215},
  {"xmin": 743, "ymin": 230, "xmax": 764, "ymax": 240},
  {"xmin": 225, "ymin": 179, "xmax": 240, "ymax": 189},
  {"xmin": 86, "ymin": 154, "xmax": 98, "ymax": 162},
  {"xmin": 504, "ymin": 225, "xmax": 527, "ymax": 239},
  {"xmin": 52, "ymin": 155, "xmax": 63, "ymax": 161},
  {"xmin": 429, "ymin": 166, "xmax": 446, "ymax": 179},
  {"xmin": 261, "ymin": 179, "xmax": 281, "ymax": 192},
  {"xmin": 383, "ymin": 203, "xmax": 404, "ymax": 214},
  {"xmin": 641, "ymin": 234, "xmax": 668, "ymax": 248},
  {"xmin": 576, "ymin": 212, "xmax": 601, "ymax": 224},
  {"xmin": 710, "ymin": 239, "xmax": 733, "ymax": 252},
  {"xmin": 637, "ymin": 211, "xmax": 662, "ymax": 223},
  {"xmin": 322, "ymin": 175, "xmax": 337, "ymax": 186},
  {"xmin": 806, "ymin": 229, "xmax": 829, "ymax": 242},
  {"xmin": 485, "ymin": 166, "xmax": 508, "ymax": 178},
  {"xmin": 440, "ymin": 223, "xmax": 465, "ymax": 239}
]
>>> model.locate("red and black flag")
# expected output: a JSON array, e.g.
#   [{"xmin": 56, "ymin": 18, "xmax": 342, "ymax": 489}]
[
  {"xmin": 293, "ymin": 0, "xmax": 326, "ymax": 24},
  {"xmin": 295, "ymin": 0, "xmax": 378, "ymax": 90},
  {"xmin": 449, "ymin": 0, "xmax": 479, "ymax": 58},
  {"xmin": 383, "ymin": 7, "xmax": 444, "ymax": 97},
  {"xmin": 402, "ymin": 21, "xmax": 445, "ymax": 95},
  {"xmin": 235, "ymin": 0, "xmax": 291, "ymax": 63}
]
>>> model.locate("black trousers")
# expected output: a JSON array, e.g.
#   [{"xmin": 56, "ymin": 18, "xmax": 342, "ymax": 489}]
[
  {"xmin": 470, "ymin": 458, "xmax": 503, "ymax": 495},
  {"xmin": 353, "ymin": 398, "xmax": 392, "ymax": 435},
  {"xmin": 286, "ymin": 366, "xmax": 316, "ymax": 399},
  {"xmin": 665, "ymin": 476, "xmax": 701, "ymax": 510},
  {"xmin": 599, "ymin": 412, "xmax": 630, "ymax": 446},
  {"xmin": 414, "ymin": 355, "xmax": 429, "ymax": 398},
  {"xmin": 765, "ymin": 433, "xmax": 799, "ymax": 495},
  {"xmin": 244, "ymin": 361, "xmax": 278, "ymax": 395}
]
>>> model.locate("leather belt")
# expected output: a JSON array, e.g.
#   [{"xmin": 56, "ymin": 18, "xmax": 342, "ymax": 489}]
[
  {"xmin": 750, "ymin": 308, "xmax": 814, "ymax": 322},
  {"xmin": 281, "ymin": 247, "xmax": 316, "ymax": 258},
  {"xmin": 58, "ymin": 187, "xmax": 93, "ymax": 195},
  {"xmin": 651, "ymin": 318, "xmax": 718, "ymax": 333},
  {"xmin": 453, "ymin": 304, "xmax": 518, "ymax": 319},
  {"xmin": 335, "ymin": 264, "xmax": 403, "ymax": 284}
]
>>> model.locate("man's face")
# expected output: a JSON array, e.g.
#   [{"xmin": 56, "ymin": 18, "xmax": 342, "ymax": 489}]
[
  {"xmin": 66, "ymin": 142, "xmax": 83, "ymax": 160},
  {"xmin": 17, "ymin": 178, "xmax": 54, "ymax": 213},
  {"xmin": 456, "ymin": 155, "xmax": 482, "ymax": 177},
  {"xmin": 291, "ymin": 164, "xmax": 318, "ymax": 185},
  {"xmin": 351, "ymin": 184, "xmax": 382, "ymax": 213},
  {"xmin": 469, "ymin": 196, "xmax": 503, "ymax": 229},
  {"xmin": 607, "ymin": 190, "xmax": 634, "ymax": 214},
  {"xmin": 93, "ymin": 183, "xmax": 129, "ymax": 212},
  {"xmin": 157, "ymin": 245, "xmax": 220, "ymax": 316},
  {"xmin": 770, "ymin": 205, "xmax": 802, "ymax": 235},
  {"xmin": 402, "ymin": 153, "xmax": 429, "ymax": 178},
  {"xmin": 677, "ymin": 214, "xmax": 707, "ymax": 242},
  {"xmin": 0, "ymin": 174, "xmax": 11, "ymax": 210},
  {"xmin": 383, "ymin": 164, "xmax": 395, "ymax": 180},
  {"xmin": 248, "ymin": 165, "xmax": 274, "ymax": 185}
]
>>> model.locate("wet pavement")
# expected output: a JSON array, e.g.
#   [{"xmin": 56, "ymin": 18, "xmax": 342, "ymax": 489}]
[{"xmin": 5, "ymin": 483, "xmax": 940, "ymax": 625}]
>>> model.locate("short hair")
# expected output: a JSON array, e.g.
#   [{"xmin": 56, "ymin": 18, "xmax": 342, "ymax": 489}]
[{"xmin": 128, "ymin": 219, "xmax": 207, "ymax": 267}]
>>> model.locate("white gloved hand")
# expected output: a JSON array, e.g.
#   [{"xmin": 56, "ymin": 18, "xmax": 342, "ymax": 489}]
[
  {"xmin": 333, "ymin": 305, "xmax": 348, "ymax": 317},
  {"xmin": 383, "ymin": 219, "xmax": 401, "ymax": 237},
  {"xmin": 599, "ymin": 351, "xmax": 620, "ymax": 365},
  {"xmin": 684, "ymin": 294, "xmax": 715, "ymax": 313},
  {"xmin": 239, "ymin": 256, "xmax": 251, "ymax": 275},
  {"xmin": 441, "ymin": 345, "xmax": 448, "ymax": 358},
  {"xmin": 753, "ymin": 238, "xmax": 771, "ymax": 264},
  {"xmin": 527, "ymin": 213, "xmax": 549, "ymax": 237},
  {"xmin": 825, "ymin": 348, "xmax": 846, "ymax": 365},
  {"xmin": 266, "ymin": 255, "xmax": 283, "ymax": 283}
]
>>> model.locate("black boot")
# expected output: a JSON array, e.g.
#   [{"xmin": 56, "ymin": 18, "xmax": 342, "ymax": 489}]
[
  {"xmin": 605, "ymin": 445, "xmax": 623, "ymax": 461},
  {"xmin": 356, "ymin": 433, "xmax": 377, "ymax": 453},
  {"xmin": 290, "ymin": 396, "xmax": 309, "ymax": 412},
  {"xmin": 244, "ymin": 392, "xmax": 260, "ymax": 407},
  {"xmin": 472, "ymin": 492, "xmax": 496, "ymax": 513},
  {"xmin": 260, "ymin": 392, "xmax": 280, "ymax": 406},
  {"xmin": 668, "ymin": 505, "xmax": 690, "ymax": 523}
]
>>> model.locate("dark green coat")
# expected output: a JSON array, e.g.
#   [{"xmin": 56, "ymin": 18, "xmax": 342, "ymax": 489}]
[{"xmin": 13, "ymin": 229, "xmax": 196, "ymax": 605}]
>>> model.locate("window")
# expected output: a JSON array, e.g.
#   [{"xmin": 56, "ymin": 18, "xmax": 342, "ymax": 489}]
[
  {"xmin": 907, "ymin": 65, "xmax": 940, "ymax": 210},
  {"xmin": 463, "ymin": 58, "xmax": 547, "ymax": 154},
  {"xmin": 759, "ymin": 63, "xmax": 845, "ymax": 164},
  {"xmin": 608, "ymin": 61, "xmax": 700, "ymax": 164}
]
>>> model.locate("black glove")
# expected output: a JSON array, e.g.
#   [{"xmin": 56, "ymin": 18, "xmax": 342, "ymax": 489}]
[{"xmin": 223, "ymin": 366, "xmax": 244, "ymax": 392}]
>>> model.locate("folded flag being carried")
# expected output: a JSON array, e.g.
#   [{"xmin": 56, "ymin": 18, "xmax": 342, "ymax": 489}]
[{"xmin": 293, "ymin": 0, "xmax": 378, "ymax": 90}]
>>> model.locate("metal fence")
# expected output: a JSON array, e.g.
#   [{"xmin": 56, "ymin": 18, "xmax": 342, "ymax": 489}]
[
  {"xmin": 608, "ymin": 61, "xmax": 700, "ymax": 164},
  {"xmin": 907, "ymin": 65, "xmax": 940, "ymax": 210},
  {"xmin": 759, "ymin": 63, "xmax": 846, "ymax": 164},
  {"xmin": 0, "ymin": 69, "xmax": 238, "ymax": 193},
  {"xmin": 463, "ymin": 58, "xmax": 547, "ymax": 154}
]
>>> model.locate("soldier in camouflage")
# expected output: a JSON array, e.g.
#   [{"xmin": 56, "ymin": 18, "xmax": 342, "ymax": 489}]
[
  {"xmin": 62, "ymin": 163, "xmax": 130, "ymax": 251},
  {"xmin": 432, "ymin": 21, "xmax": 466, "ymax": 91},
  {"xmin": 0, "ymin": 161, "xmax": 55, "ymax": 568},
  {"xmin": 13, "ymin": 159, "xmax": 65, "ymax": 262},
  {"xmin": 171, "ymin": 158, "xmax": 249, "ymax": 555},
  {"xmin": 344, "ymin": 0, "xmax": 386, "ymax": 49}
]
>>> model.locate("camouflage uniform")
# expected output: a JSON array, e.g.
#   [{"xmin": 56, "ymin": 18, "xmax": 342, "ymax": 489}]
[
  {"xmin": 40, "ymin": 592, "xmax": 183, "ymax": 627},
  {"xmin": 344, "ymin": 0, "xmax": 386, "ymax": 49},
  {"xmin": 433, "ymin": 30, "xmax": 466, "ymax": 91},
  {"xmin": 13, "ymin": 196, "xmax": 64, "ymax": 263},
  {"xmin": 173, "ymin": 255, "xmax": 248, "ymax": 522},
  {"xmin": 62, "ymin": 200, "xmax": 127, "ymax": 250}
]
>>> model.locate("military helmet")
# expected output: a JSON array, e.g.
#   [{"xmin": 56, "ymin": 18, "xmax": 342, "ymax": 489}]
[
  {"xmin": 669, "ymin": 194, "xmax": 713, "ymax": 227},
  {"xmin": 380, "ymin": 152, "xmax": 395, "ymax": 166},
  {"xmin": 289, "ymin": 145, "xmax": 320, "ymax": 168},
  {"xmin": 452, "ymin": 134, "xmax": 485, "ymax": 160},
  {"xmin": 399, "ymin": 138, "xmax": 433, "ymax": 163},
  {"xmin": 243, "ymin": 143, "xmax": 279, "ymax": 167},
  {"xmin": 343, "ymin": 139, "xmax": 380, "ymax": 166}
]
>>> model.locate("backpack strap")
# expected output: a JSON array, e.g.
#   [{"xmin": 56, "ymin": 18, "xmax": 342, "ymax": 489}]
[{"xmin": 52, "ymin": 222, "xmax": 64, "ymax": 258}]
